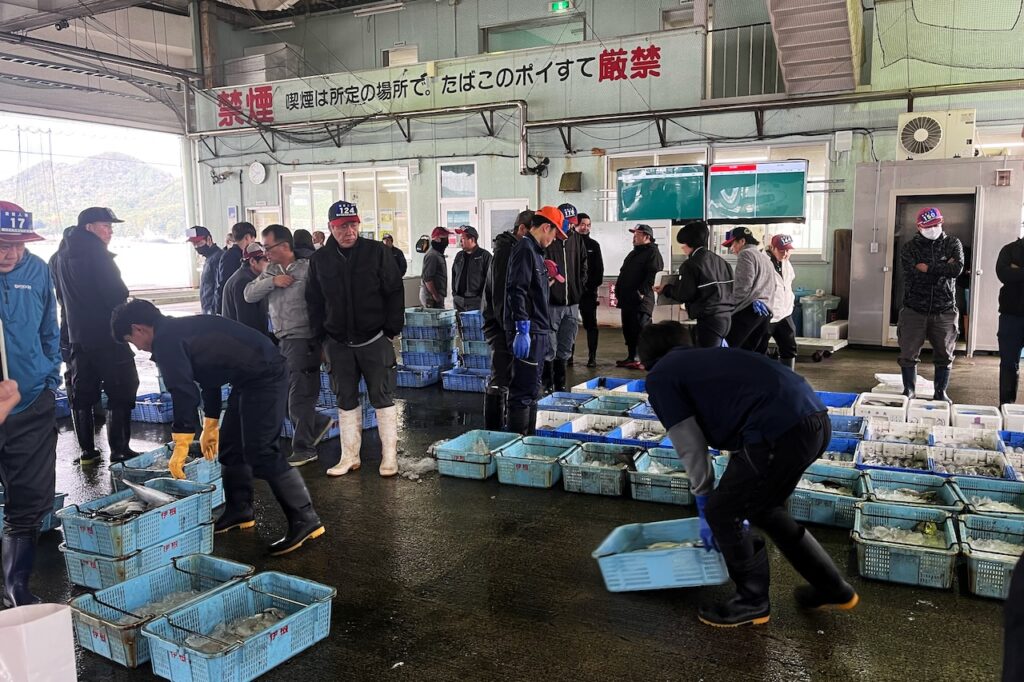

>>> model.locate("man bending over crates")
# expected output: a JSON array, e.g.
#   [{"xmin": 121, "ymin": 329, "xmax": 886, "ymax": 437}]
[
  {"xmin": 637, "ymin": 320, "xmax": 858, "ymax": 627},
  {"xmin": 112, "ymin": 299, "xmax": 325, "ymax": 556}
]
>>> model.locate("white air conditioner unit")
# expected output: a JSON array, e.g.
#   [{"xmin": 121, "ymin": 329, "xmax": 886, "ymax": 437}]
[{"xmin": 897, "ymin": 109, "xmax": 977, "ymax": 160}]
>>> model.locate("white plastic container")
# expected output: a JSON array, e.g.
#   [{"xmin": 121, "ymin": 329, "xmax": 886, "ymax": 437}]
[
  {"xmin": 820, "ymin": 320, "xmax": 848, "ymax": 340},
  {"xmin": 870, "ymin": 384, "xmax": 904, "ymax": 395},
  {"xmin": 854, "ymin": 393, "xmax": 908, "ymax": 422},
  {"xmin": 930, "ymin": 426, "xmax": 1005, "ymax": 452},
  {"xmin": 863, "ymin": 420, "xmax": 930, "ymax": 444},
  {"xmin": 907, "ymin": 399, "xmax": 952, "ymax": 427},
  {"xmin": 874, "ymin": 373, "xmax": 934, "ymax": 393},
  {"xmin": 952, "ymin": 404, "xmax": 1003, "ymax": 431},
  {"xmin": 1002, "ymin": 404, "xmax": 1024, "ymax": 433}
]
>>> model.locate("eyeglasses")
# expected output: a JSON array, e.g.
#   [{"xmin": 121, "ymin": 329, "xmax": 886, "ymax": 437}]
[
  {"xmin": 0, "ymin": 242, "xmax": 25, "ymax": 254},
  {"xmin": 264, "ymin": 241, "xmax": 288, "ymax": 251}
]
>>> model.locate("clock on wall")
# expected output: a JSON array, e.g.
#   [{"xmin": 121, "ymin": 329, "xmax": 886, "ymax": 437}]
[{"xmin": 248, "ymin": 161, "xmax": 267, "ymax": 185}]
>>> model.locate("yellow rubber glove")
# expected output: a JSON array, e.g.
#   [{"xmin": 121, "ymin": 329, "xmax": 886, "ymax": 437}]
[
  {"xmin": 169, "ymin": 433, "xmax": 193, "ymax": 480},
  {"xmin": 200, "ymin": 417, "xmax": 220, "ymax": 461}
]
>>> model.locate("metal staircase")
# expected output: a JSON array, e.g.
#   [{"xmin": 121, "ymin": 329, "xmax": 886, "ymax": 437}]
[{"xmin": 767, "ymin": 0, "xmax": 861, "ymax": 94}]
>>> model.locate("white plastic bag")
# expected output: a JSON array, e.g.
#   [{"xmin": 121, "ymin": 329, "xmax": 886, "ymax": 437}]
[{"xmin": 0, "ymin": 604, "xmax": 77, "ymax": 682}]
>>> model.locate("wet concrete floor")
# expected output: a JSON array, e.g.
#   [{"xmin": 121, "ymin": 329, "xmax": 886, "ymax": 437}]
[{"xmin": 45, "ymin": 331, "xmax": 1005, "ymax": 681}]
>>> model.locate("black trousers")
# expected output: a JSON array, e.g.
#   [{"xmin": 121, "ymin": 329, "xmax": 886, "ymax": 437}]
[
  {"xmin": 999, "ymin": 313, "xmax": 1024, "ymax": 405},
  {"xmin": 506, "ymin": 331, "xmax": 549, "ymax": 409},
  {"xmin": 218, "ymin": 360, "xmax": 291, "ymax": 480},
  {"xmin": 706, "ymin": 411, "xmax": 831, "ymax": 560},
  {"xmin": 763, "ymin": 316, "xmax": 799, "ymax": 360},
  {"xmin": 694, "ymin": 315, "xmax": 731, "ymax": 348},
  {"xmin": 487, "ymin": 330, "xmax": 514, "ymax": 390},
  {"xmin": 325, "ymin": 335, "xmax": 397, "ymax": 411},
  {"xmin": 69, "ymin": 343, "xmax": 139, "ymax": 411},
  {"xmin": 0, "ymin": 391, "xmax": 57, "ymax": 537},
  {"xmin": 727, "ymin": 305, "xmax": 771, "ymax": 353},
  {"xmin": 579, "ymin": 294, "xmax": 598, "ymax": 332},
  {"xmin": 1004, "ymin": 556, "xmax": 1024, "ymax": 681},
  {"xmin": 620, "ymin": 307, "xmax": 651, "ymax": 360}
]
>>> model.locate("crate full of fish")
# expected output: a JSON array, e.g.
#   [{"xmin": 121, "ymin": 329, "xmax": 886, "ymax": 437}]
[
  {"xmin": 132, "ymin": 393, "xmax": 175, "ymax": 424},
  {"xmin": 929, "ymin": 426, "xmax": 1006, "ymax": 452},
  {"xmin": 788, "ymin": 463, "xmax": 871, "ymax": 529},
  {"xmin": 851, "ymin": 502, "xmax": 958, "ymax": 589},
  {"xmin": 629, "ymin": 448, "xmax": 693, "ymax": 506},
  {"xmin": 441, "ymin": 368, "xmax": 490, "ymax": 393},
  {"xmin": 854, "ymin": 440, "xmax": 932, "ymax": 475},
  {"xmin": 54, "ymin": 389, "xmax": 71, "ymax": 419},
  {"xmin": 628, "ymin": 401, "xmax": 657, "ymax": 420},
  {"xmin": 403, "ymin": 322, "xmax": 457, "ymax": 341},
  {"xmin": 854, "ymin": 393, "xmax": 908, "ymax": 422},
  {"xmin": 534, "ymin": 410, "xmax": 576, "ymax": 438},
  {"xmin": 578, "ymin": 395, "xmax": 641, "ymax": 417},
  {"xmin": 816, "ymin": 436, "xmax": 859, "ymax": 467},
  {"xmin": 435, "ymin": 430, "xmax": 520, "ymax": 479},
  {"xmin": 536, "ymin": 392, "xmax": 593, "ymax": 414},
  {"xmin": 608, "ymin": 419, "xmax": 670, "ymax": 448},
  {"xmin": 555, "ymin": 413, "xmax": 632, "ymax": 444},
  {"xmin": 400, "ymin": 337, "xmax": 456, "ymax": 354},
  {"xmin": 863, "ymin": 469, "xmax": 965, "ymax": 513},
  {"xmin": 955, "ymin": 476, "xmax": 1024, "ymax": 517},
  {"xmin": 494, "ymin": 436, "xmax": 578, "ymax": 488},
  {"xmin": 396, "ymin": 365, "xmax": 440, "ymax": 388},
  {"xmin": 958, "ymin": 514, "xmax": 1024, "ymax": 600},
  {"xmin": 69, "ymin": 554, "xmax": 254, "ymax": 669},
  {"xmin": 61, "ymin": 522, "xmax": 215, "ymax": 590},
  {"xmin": 591, "ymin": 518, "xmax": 729, "ymax": 592},
  {"xmin": 110, "ymin": 444, "xmax": 219, "ymax": 491},
  {"xmin": 828, "ymin": 414, "xmax": 865, "ymax": 439},
  {"xmin": 404, "ymin": 306, "xmax": 457, "ymax": 327},
  {"xmin": 559, "ymin": 442, "xmax": 642, "ymax": 496},
  {"xmin": 142, "ymin": 571, "xmax": 336, "ymax": 682},
  {"xmin": 930, "ymin": 450, "xmax": 1016, "ymax": 481},
  {"xmin": 862, "ymin": 420, "xmax": 930, "ymax": 444},
  {"xmin": 571, "ymin": 377, "xmax": 633, "ymax": 397},
  {"xmin": 817, "ymin": 391, "xmax": 858, "ymax": 416},
  {"xmin": 59, "ymin": 479, "xmax": 214, "ymax": 558}
]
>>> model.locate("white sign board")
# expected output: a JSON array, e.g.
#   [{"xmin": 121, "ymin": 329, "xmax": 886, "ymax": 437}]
[{"xmin": 589, "ymin": 220, "xmax": 672, "ymax": 281}]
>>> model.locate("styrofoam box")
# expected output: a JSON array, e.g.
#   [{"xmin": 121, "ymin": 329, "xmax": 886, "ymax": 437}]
[
  {"xmin": 871, "ymin": 384, "xmax": 904, "ymax": 395},
  {"xmin": 874, "ymin": 373, "xmax": 934, "ymax": 392},
  {"xmin": 863, "ymin": 420, "xmax": 930, "ymax": 444},
  {"xmin": 535, "ymin": 410, "xmax": 575, "ymax": 432},
  {"xmin": 820, "ymin": 320, "xmax": 848, "ymax": 340},
  {"xmin": 907, "ymin": 399, "xmax": 951, "ymax": 427},
  {"xmin": 854, "ymin": 393, "xmax": 908, "ymax": 422},
  {"xmin": 1003, "ymin": 404, "xmax": 1024, "ymax": 433},
  {"xmin": 952, "ymin": 404, "xmax": 1003, "ymax": 431}
]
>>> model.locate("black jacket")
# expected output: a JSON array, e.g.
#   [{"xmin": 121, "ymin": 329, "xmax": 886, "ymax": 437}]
[
  {"xmin": 48, "ymin": 230, "xmax": 74, "ymax": 361},
  {"xmin": 900, "ymin": 232, "xmax": 964, "ymax": 315},
  {"xmin": 51, "ymin": 226, "xmax": 130, "ymax": 350},
  {"xmin": 388, "ymin": 246, "xmax": 408, "ymax": 277},
  {"xmin": 669, "ymin": 247, "xmax": 734, "ymax": 321},
  {"xmin": 307, "ymin": 236, "xmax": 404, "ymax": 344},
  {"xmin": 615, "ymin": 242, "xmax": 664, "ymax": 313},
  {"xmin": 216, "ymin": 244, "xmax": 243, "ymax": 309},
  {"xmin": 452, "ymin": 246, "xmax": 492, "ymax": 308},
  {"xmin": 221, "ymin": 265, "xmax": 270, "ymax": 337},
  {"xmin": 579, "ymin": 232, "xmax": 604, "ymax": 298},
  {"xmin": 199, "ymin": 246, "xmax": 224, "ymax": 315},
  {"xmin": 482, "ymin": 231, "xmax": 516, "ymax": 340},
  {"xmin": 997, "ymin": 238, "xmax": 1024, "ymax": 316},
  {"xmin": 545, "ymin": 231, "xmax": 588, "ymax": 306},
  {"xmin": 504, "ymin": 232, "xmax": 552, "ymax": 333},
  {"xmin": 150, "ymin": 314, "xmax": 286, "ymax": 434}
]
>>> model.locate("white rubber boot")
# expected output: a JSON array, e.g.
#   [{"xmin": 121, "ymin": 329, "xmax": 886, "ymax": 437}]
[
  {"xmin": 327, "ymin": 408, "xmax": 362, "ymax": 477},
  {"xmin": 377, "ymin": 406, "xmax": 399, "ymax": 477}
]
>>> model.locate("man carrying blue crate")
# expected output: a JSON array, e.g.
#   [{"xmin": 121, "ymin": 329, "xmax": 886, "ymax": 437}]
[
  {"xmin": 0, "ymin": 202, "xmax": 61, "ymax": 606},
  {"xmin": 637, "ymin": 320, "xmax": 858, "ymax": 627},
  {"xmin": 111, "ymin": 299, "xmax": 325, "ymax": 556},
  {"xmin": 503, "ymin": 206, "xmax": 568, "ymax": 435}
]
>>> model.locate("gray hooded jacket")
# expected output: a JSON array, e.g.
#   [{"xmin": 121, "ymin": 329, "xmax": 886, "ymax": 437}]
[{"xmin": 243, "ymin": 258, "xmax": 314, "ymax": 339}]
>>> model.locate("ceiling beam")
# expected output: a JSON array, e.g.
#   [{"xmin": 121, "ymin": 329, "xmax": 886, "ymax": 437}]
[{"xmin": 0, "ymin": 0, "xmax": 149, "ymax": 33}]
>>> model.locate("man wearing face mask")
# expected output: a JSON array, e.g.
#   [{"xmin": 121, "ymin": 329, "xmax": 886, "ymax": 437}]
[
  {"xmin": 420, "ymin": 227, "xmax": 451, "ymax": 309},
  {"xmin": 897, "ymin": 207, "xmax": 964, "ymax": 402},
  {"xmin": 187, "ymin": 225, "xmax": 224, "ymax": 315}
]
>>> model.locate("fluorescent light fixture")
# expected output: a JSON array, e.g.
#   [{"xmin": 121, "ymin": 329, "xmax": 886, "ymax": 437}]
[
  {"xmin": 249, "ymin": 20, "xmax": 296, "ymax": 33},
  {"xmin": 715, "ymin": 155, "xmax": 769, "ymax": 163},
  {"xmin": 978, "ymin": 142, "xmax": 1024, "ymax": 149},
  {"xmin": 353, "ymin": 1, "xmax": 405, "ymax": 17}
]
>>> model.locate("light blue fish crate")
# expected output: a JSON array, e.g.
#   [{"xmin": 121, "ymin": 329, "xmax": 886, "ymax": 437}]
[
  {"xmin": 852, "ymin": 502, "xmax": 958, "ymax": 590},
  {"xmin": 864, "ymin": 469, "xmax": 966, "ymax": 513},
  {"xmin": 461, "ymin": 339, "xmax": 490, "ymax": 356},
  {"xmin": 58, "ymin": 479, "xmax": 213, "ymax": 558},
  {"xmin": 628, "ymin": 402, "xmax": 657, "ymax": 420},
  {"xmin": 536, "ymin": 392, "xmax": 592, "ymax": 414},
  {"xmin": 210, "ymin": 476, "xmax": 224, "ymax": 508},
  {"xmin": 54, "ymin": 390, "xmax": 71, "ymax": 419},
  {"xmin": 142, "ymin": 571, "xmax": 336, "ymax": 682},
  {"xmin": 958, "ymin": 514, "xmax": 1024, "ymax": 600},
  {"xmin": 69, "ymin": 554, "xmax": 254, "ymax": 669},
  {"xmin": 817, "ymin": 391, "xmax": 858, "ymax": 416},
  {"xmin": 0, "ymin": 492, "xmax": 66, "ymax": 533},
  {"xmin": 396, "ymin": 366, "xmax": 440, "ymax": 388},
  {"xmin": 132, "ymin": 393, "xmax": 175, "ymax": 424},
  {"xmin": 316, "ymin": 386, "xmax": 336, "ymax": 408},
  {"xmin": 404, "ymin": 306, "xmax": 457, "ymax": 327},
  {"xmin": 787, "ymin": 463, "xmax": 871, "ymax": 529},
  {"xmin": 110, "ymin": 444, "xmax": 220, "ymax": 490},
  {"xmin": 955, "ymin": 476, "xmax": 1024, "ymax": 516},
  {"xmin": 608, "ymin": 419, "xmax": 671, "ymax": 448},
  {"xmin": 494, "ymin": 437, "xmax": 578, "ymax": 488},
  {"xmin": 61, "ymin": 523, "xmax": 215, "ymax": 590},
  {"xmin": 442, "ymin": 368, "xmax": 490, "ymax": 393},
  {"xmin": 555, "ymin": 413, "xmax": 632, "ymax": 444},
  {"xmin": 436, "ymin": 430, "xmax": 520, "ymax": 479},
  {"xmin": 579, "ymin": 395, "xmax": 642, "ymax": 417},
  {"xmin": 403, "ymin": 322, "xmax": 457, "ymax": 341},
  {"xmin": 629, "ymin": 449, "xmax": 694, "ymax": 506},
  {"xmin": 401, "ymin": 337, "xmax": 457, "ymax": 354},
  {"xmin": 461, "ymin": 353, "xmax": 490, "ymax": 370},
  {"xmin": 458, "ymin": 310, "xmax": 484, "ymax": 333},
  {"xmin": 829, "ymin": 414, "xmax": 865, "ymax": 439},
  {"xmin": 534, "ymin": 410, "xmax": 576, "ymax": 439},
  {"xmin": 402, "ymin": 349, "xmax": 457, "ymax": 370},
  {"xmin": 560, "ymin": 442, "xmax": 642, "ymax": 496},
  {"xmin": 592, "ymin": 518, "xmax": 729, "ymax": 592}
]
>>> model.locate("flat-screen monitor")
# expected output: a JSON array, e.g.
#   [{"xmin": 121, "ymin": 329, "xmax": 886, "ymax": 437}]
[
  {"xmin": 707, "ymin": 160, "xmax": 808, "ymax": 222},
  {"xmin": 617, "ymin": 165, "xmax": 705, "ymax": 222}
]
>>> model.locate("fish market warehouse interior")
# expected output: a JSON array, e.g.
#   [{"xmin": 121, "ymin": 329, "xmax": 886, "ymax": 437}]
[{"xmin": 2, "ymin": 0, "xmax": 1024, "ymax": 679}]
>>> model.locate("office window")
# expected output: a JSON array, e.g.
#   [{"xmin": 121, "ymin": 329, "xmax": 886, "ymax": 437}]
[{"xmin": 484, "ymin": 16, "xmax": 585, "ymax": 53}]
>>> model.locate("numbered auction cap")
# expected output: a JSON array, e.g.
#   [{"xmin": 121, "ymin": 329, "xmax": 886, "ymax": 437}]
[
  {"xmin": 557, "ymin": 203, "xmax": 579, "ymax": 226},
  {"xmin": 0, "ymin": 201, "xmax": 42, "ymax": 243},
  {"xmin": 917, "ymin": 207, "xmax": 943, "ymax": 228},
  {"xmin": 328, "ymin": 200, "xmax": 360, "ymax": 226}
]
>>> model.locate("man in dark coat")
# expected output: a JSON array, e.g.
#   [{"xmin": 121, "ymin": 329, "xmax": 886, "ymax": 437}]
[
  {"xmin": 187, "ymin": 225, "xmax": 223, "ymax": 315},
  {"xmin": 452, "ymin": 225, "xmax": 492, "ymax": 313},
  {"xmin": 216, "ymin": 222, "xmax": 256, "ymax": 310},
  {"xmin": 614, "ymin": 224, "xmax": 663, "ymax": 369},
  {"xmin": 221, "ymin": 241, "xmax": 271, "ymax": 338},
  {"xmin": 574, "ymin": 213, "xmax": 604, "ymax": 367},
  {"xmin": 382, "ymin": 233, "xmax": 408, "ymax": 277}
]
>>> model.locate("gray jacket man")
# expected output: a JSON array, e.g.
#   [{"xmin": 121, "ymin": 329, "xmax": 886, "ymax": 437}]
[{"xmin": 723, "ymin": 227, "xmax": 776, "ymax": 352}]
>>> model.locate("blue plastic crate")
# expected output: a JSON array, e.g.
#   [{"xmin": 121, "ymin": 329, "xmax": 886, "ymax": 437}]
[
  {"xmin": 317, "ymin": 386, "xmax": 337, "ymax": 408},
  {"xmin": 54, "ymin": 390, "xmax": 71, "ymax": 419},
  {"xmin": 110, "ymin": 444, "xmax": 220, "ymax": 491},
  {"xmin": 461, "ymin": 326, "xmax": 485, "ymax": 342},
  {"xmin": 571, "ymin": 377, "xmax": 632, "ymax": 396},
  {"xmin": 210, "ymin": 477, "xmax": 224, "ymax": 508},
  {"xmin": 280, "ymin": 407, "xmax": 341, "ymax": 439},
  {"xmin": 958, "ymin": 514, "xmax": 1024, "ymax": 599},
  {"xmin": 58, "ymin": 479, "xmax": 214, "ymax": 557},
  {"xmin": 608, "ymin": 419, "xmax": 670, "ymax": 448},
  {"xmin": 404, "ymin": 307, "xmax": 457, "ymax": 327},
  {"xmin": 396, "ymin": 366, "xmax": 440, "ymax": 388},
  {"xmin": 611, "ymin": 379, "xmax": 646, "ymax": 395},
  {"xmin": 555, "ymin": 413, "xmax": 632, "ymax": 444},
  {"xmin": 628, "ymin": 402, "xmax": 657, "ymax": 420},
  {"xmin": 1001, "ymin": 430, "xmax": 1024, "ymax": 449},
  {"xmin": 865, "ymin": 469, "xmax": 966, "ymax": 512},
  {"xmin": 560, "ymin": 442, "xmax": 642, "ymax": 496},
  {"xmin": 436, "ymin": 430, "xmax": 520, "ymax": 479},
  {"xmin": 629, "ymin": 448, "xmax": 694, "ymax": 506},
  {"xmin": 401, "ymin": 337, "xmax": 457, "ymax": 354},
  {"xmin": 929, "ymin": 450, "xmax": 1016, "ymax": 481},
  {"xmin": 955, "ymin": 476, "xmax": 1024, "ymax": 516},
  {"xmin": 818, "ymin": 436, "xmax": 860, "ymax": 466},
  {"xmin": 0, "ymin": 491, "xmax": 65, "ymax": 533},
  {"xmin": 403, "ymin": 323, "xmax": 457, "ymax": 341},
  {"xmin": 441, "ymin": 368, "xmax": 490, "ymax": 393},
  {"xmin": 787, "ymin": 463, "xmax": 871, "ymax": 529},
  {"xmin": 461, "ymin": 339, "xmax": 490, "ymax": 356},
  {"xmin": 69, "ymin": 554, "xmax": 254, "ymax": 669},
  {"xmin": 494, "ymin": 436, "xmax": 577, "ymax": 488},
  {"xmin": 579, "ymin": 395, "xmax": 642, "ymax": 417},
  {"xmin": 132, "ymin": 393, "xmax": 175, "ymax": 424},
  {"xmin": 461, "ymin": 353, "xmax": 490, "ymax": 370},
  {"xmin": 361, "ymin": 397, "xmax": 377, "ymax": 430},
  {"xmin": 591, "ymin": 518, "xmax": 729, "ymax": 592},
  {"xmin": 829, "ymin": 414, "xmax": 865, "ymax": 439},
  {"xmin": 817, "ymin": 391, "xmax": 858, "ymax": 415},
  {"xmin": 402, "ymin": 349, "xmax": 457, "ymax": 370},
  {"xmin": 534, "ymin": 410, "xmax": 577, "ymax": 439},
  {"xmin": 852, "ymin": 502, "xmax": 958, "ymax": 589},
  {"xmin": 854, "ymin": 440, "xmax": 933, "ymax": 476},
  {"xmin": 61, "ymin": 523, "xmax": 215, "ymax": 590},
  {"xmin": 536, "ymin": 392, "xmax": 592, "ymax": 414},
  {"xmin": 142, "ymin": 571, "xmax": 336, "ymax": 682},
  {"xmin": 458, "ymin": 310, "xmax": 484, "ymax": 332}
]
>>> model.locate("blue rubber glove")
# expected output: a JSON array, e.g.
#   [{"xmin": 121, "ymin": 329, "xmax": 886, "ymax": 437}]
[
  {"xmin": 513, "ymin": 320, "xmax": 532, "ymax": 360},
  {"xmin": 752, "ymin": 300, "xmax": 770, "ymax": 317},
  {"xmin": 694, "ymin": 495, "xmax": 719, "ymax": 553}
]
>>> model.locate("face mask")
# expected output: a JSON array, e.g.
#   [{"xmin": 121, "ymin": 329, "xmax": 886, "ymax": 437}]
[
  {"xmin": 431, "ymin": 240, "xmax": 447, "ymax": 254},
  {"xmin": 196, "ymin": 244, "xmax": 215, "ymax": 257},
  {"xmin": 920, "ymin": 227, "xmax": 942, "ymax": 241}
]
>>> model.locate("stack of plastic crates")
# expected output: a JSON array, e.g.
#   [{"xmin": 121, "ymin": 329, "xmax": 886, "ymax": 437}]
[
  {"xmin": 0, "ymin": 483, "xmax": 65, "ymax": 533},
  {"xmin": 458, "ymin": 311, "xmax": 489, "ymax": 370},
  {"xmin": 57, "ymin": 479, "xmax": 215, "ymax": 590},
  {"xmin": 131, "ymin": 393, "xmax": 175, "ymax": 424},
  {"xmin": 402, "ymin": 307, "xmax": 457, "ymax": 371},
  {"xmin": 110, "ymin": 443, "xmax": 225, "ymax": 509}
]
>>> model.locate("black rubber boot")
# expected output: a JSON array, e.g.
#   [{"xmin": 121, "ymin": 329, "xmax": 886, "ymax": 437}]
[
  {"xmin": 107, "ymin": 409, "xmax": 140, "ymax": 463},
  {"xmin": 266, "ymin": 468, "xmax": 325, "ymax": 556},
  {"xmin": 484, "ymin": 386, "xmax": 508, "ymax": 431},
  {"xmin": 527, "ymin": 403, "xmax": 538, "ymax": 437},
  {"xmin": 541, "ymin": 361, "xmax": 554, "ymax": 395},
  {"xmin": 72, "ymin": 408, "xmax": 102, "ymax": 464},
  {"xmin": 506, "ymin": 406, "xmax": 530, "ymax": 436},
  {"xmin": 1001, "ymin": 369, "xmax": 1019, "ymax": 406},
  {"xmin": 901, "ymin": 366, "xmax": 917, "ymax": 400},
  {"xmin": 697, "ymin": 540, "xmax": 771, "ymax": 628},
  {"xmin": 553, "ymin": 359, "xmax": 568, "ymax": 393},
  {"xmin": 587, "ymin": 327, "xmax": 599, "ymax": 367},
  {"xmin": 933, "ymin": 365, "xmax": 951, "ymax": 403},
  {"xmin": 2, "ymin": 535, "xmax": 41, "ymax": 608},
  {"xmin": 214, "ymin": 465, "xmax": 256, "ymax": 534},
  {"xmin": 776, "ymin": 529, "xmax": 859, "ymax": 611}
]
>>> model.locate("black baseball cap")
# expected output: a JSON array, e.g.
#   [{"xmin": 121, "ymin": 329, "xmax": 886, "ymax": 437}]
[
  {"xmin": 456, "ymin": 225, "xmax": 479, "ymax": 240},
  {"xmin": 629, "ymin": 224, "xmax": 655, "ymax": 240},
  {"xmin": 77, "ymin": 207, "xmax": 123, "ymax": 227},
  {"xmin": 722, "ymin": 226, "xmax": 758, "ymax": 247},
  {"xmin": 185, "ymin": 225, "xmax": 213, "ymax": 243}
]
